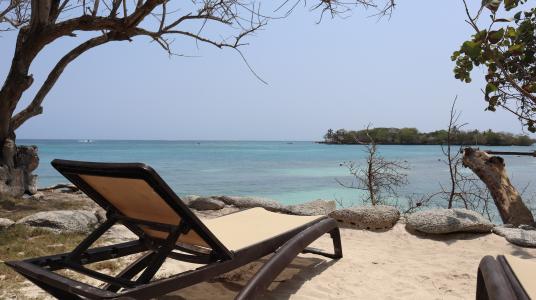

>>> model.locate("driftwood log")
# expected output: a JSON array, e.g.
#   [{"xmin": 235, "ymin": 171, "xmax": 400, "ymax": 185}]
[{"xmin": 462, "ymin": 148, "xmax": 534, "ymax": 226}]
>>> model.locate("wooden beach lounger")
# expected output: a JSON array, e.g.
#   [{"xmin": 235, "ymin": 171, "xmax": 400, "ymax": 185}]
[
  {"xmin": 476, "ymin": 255, "xmax": 535, "ymax": 300},
  {"xmin": 6, "ymin": 159, "xmax": 342, "ymax": 299}
]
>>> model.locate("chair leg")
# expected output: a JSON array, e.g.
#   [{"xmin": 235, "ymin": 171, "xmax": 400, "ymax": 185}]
[
  {"xmin": 330, "ymin": 227, "xmax": 343, "ymax": 258},
  {"xmin": 236, "ymin": 219, "xmax": 340, "ymax": 300},
  {"xmin": 104, "ymin": 252, "xmax": 156, "ymax": 292},
  {"xmin": 302, "ymin": 227, "xmax": 343, "ymax": 259}
]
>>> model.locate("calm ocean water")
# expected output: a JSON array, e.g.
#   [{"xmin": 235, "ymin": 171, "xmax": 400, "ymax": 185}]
[{"xmin": 20, "ymin": 140, "xmax": 536, "ymax": 208}]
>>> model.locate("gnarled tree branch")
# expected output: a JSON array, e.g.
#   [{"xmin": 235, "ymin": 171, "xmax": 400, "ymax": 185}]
[{"xmin": 11, "ymin": 32, "xmax": 121, "ymax": 130}]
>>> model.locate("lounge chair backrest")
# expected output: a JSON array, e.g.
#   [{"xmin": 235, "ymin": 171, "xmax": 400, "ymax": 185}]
[{"xmin": 51, "ymin": 159, "xmax": 233, "ymax": 260}]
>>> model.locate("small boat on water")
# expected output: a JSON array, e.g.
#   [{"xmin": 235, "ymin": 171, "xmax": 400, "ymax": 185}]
[{"xmin": 78, "ymin": 139, "xmax": 94, "ymax": 143}]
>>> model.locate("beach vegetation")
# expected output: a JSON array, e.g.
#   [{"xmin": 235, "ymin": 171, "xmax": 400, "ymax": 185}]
[
  {"xmin": 322, "ymin": 127, "xmax": 535, "ymax": 146},
  {"xmin": 0, "ymin": 192, "xmax": 88, "ymax": 221},
  {"xmin": 403, "ymin": 99, "xmax": 497, "ymax": 218},
  {"xmin": 336, "ymin": 125, "xmax": 409, "ymax": 206},
  {"xmin": 0, "ymin": 224, "xmax": 86, "ymax": 294},
  {"xmin": 453, "ymin": 0, "xmax": 536, "ymax": 132}
]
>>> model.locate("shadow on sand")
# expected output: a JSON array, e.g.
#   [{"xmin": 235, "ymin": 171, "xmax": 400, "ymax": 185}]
[{"xmin": 158, "ymin": 255, "xmax": 339, "ymax": 299}]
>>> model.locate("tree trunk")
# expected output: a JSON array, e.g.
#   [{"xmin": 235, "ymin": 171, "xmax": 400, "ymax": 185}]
[
  {"xmin": 462, "ymin": 148, "xmax": 534, "ymax": 226},
  {"xmin": 0, "ymin": 138, "xmax": 39, "ymax": 196}
]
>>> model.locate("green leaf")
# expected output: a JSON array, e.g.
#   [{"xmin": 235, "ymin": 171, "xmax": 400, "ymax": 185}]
[
  {"xmin": 462, "ymin": 41, "xmax": 482, "ymax": 59},
  {"xmin": 451, "ymin": 51, "xmax": 461, "ymax": 61},
  {"xmin": 506, "ymin": 27, "xmax": 517, "ymax": 38},
  {"xmin": 486, "ymin": 82, "xmax": 498, "ymax": 94},
  {"xmin": 474, "ymin": 30, "xmax": 488, "ymax": 42},
  {"xmin": 508, "ymin": 43, "xmax": 524, "ymax": 54},
  {"xmin": 488, "ymin": 29, "xmax": 504, "ymax": 43},
  {"xmin": 504, "ymin": 0, "xmax": 516, "ymax": 10}
]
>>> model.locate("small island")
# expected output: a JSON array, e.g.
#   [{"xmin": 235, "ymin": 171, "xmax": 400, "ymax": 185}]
[{"xmin": 320, "ymin": 127, "xmax": 535, "ymax": 146}]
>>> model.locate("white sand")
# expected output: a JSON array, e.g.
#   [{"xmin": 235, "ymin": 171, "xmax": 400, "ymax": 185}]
[
  {"xmin": 10, "ymin": 223, "xmax": 536, "ymax": 299},
  {"xmin": 159, "ymin": 223, "xmax": 536, "ymax": 300}
]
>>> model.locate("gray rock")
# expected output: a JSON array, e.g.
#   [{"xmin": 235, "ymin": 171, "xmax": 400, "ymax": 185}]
[
  {"xmin": 492, "ymin": 226, "xmax": 516, "ymax": 237},
  {"xmin": 493, "ymin": 226, "xmax": 536, "ymax": 247},
  {"xmin": 195, "ymin": 206, "xmax": 241, "ymax": 219},
  {"xmin": 16, "ymin": 210, "xmax": 99, "ymax": 233},
  {"xmin": 0, "ymin": 140, "xmax": 38, "ymax": 197},
  {"xmin": 406, "ymin": 208, "xmax": 493, "ymax": 234},
  {"xmin": 181, "ymin": 195, "xmax": 200, "ymax": 206},
  {"xmin": 189, "ymin": 197, "xmax": 226, "ymax": 211},
  {"xmin": 102, "ymin": 225, "xmax": 138, "ymax": 244},
  {"xmin": 0, "ymin": 217, "xmax": 14, "ymax": 229},
  {"xmin": 216, "ymin": 195, "xmax": 284, "ymax": 212},
  {"xmin": 94, "ymin": 208, "xmax": 107, "ymax": 224},
  {"xmin": 30, "ymin": 191, "xmax": 45, "ymax": 200},
  {"xmin": 15, "ymin": 144, "xmax": 39, "ymax": 173},
  {"xmin": 328, "ymin": 205, "xmax": 400, "ymax": 230},
  {"xmin": 0, "ymin": 168, "xmax": 24, "ymax": 197},
  {"xmin": 519, "ymin": 224, "xmax": 536, "ymax": 231},
  {"xmin": 15, "ymin": 144, "xmax": 39, "ymax": 195},
  {"xmin": 283, "ymin": 199, "xmax": 336, "ymax": 216},
  {"xmin": 25, "ymin": 174, "xmax": 38, "ymax": 195}
]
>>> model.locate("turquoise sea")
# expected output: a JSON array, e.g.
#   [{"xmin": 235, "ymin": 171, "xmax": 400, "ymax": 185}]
[{"xmin": 21, "ymin": 140, "xmax": 536, "ymax": 208}]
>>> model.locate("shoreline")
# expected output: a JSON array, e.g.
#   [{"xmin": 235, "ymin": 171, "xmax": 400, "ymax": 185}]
[{"xmin": 3, "ymin": 186, "xmax": 536, "ymax": 299}]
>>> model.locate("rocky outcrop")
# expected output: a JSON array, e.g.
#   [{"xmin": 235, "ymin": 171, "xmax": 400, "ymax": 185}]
[
  {"xmin": 94, "ymin": 208, "xmax": 107, "ymax": 224},
  {"xmin": 16, "ymin": 210, "xmax": 99, "ymax": 233},
  {"xmin": 0, "ymin": 141, "xmax": 39, "ymax": 196},
  {"xmin": 493, "ymin": 226, "xmax": 536, "ymax": 247},
  {"xmin": 195, "ymin": 206, "xmax": 241, "ymax": 219},
  {"xmin": 282, "ymin": 200, "xmax": 336, "ymax": 216},
  {"xmin": 189, "ymin": 197, "xmax": 226, "ymax": 211},
  {"xmin": 181, "ymin": 195, "xmax": 200, "ymax": 206},
  {"xmin": 30, "ymin": 191, "xmax": 45, "ymax": 200},
  {"xmin": 214, "ymin": 196, "xmax": 284, "ymax": 212},
  {"xmin": 328, "ymin": 205, "xmax": 400, "ymax": 230},
  {"xmin": 406, "ymin": 208, "xmax": 493, "ymax": 234},
  {"xmin": 187, "ymin": 196, "xmax": 335, "ymax": 216},
  {"xmin": 0, "ymin": 217, "xmax": 14, "ymax": 229}
]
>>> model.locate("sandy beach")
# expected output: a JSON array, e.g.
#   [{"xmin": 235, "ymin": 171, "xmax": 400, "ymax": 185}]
[
  {"xmin": 111, "ymin": 222, "xmax": 536, "ymax": 300},
  {"xmin": 3, "ymin": 0, "xmax": 536, "ymax": 299},
  {"xmin": 5, "ymin": 189, "xmax": 536, "ymax": 300}
]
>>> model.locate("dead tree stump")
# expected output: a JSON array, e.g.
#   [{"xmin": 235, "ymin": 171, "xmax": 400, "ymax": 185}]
[{"xmin": 462, "ymin": 148, "xmax": 534, "ymax": 226}]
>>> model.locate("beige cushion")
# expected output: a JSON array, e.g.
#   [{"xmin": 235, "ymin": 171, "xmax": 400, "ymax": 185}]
[
  {"xmin": 504, "ymin": 255, "xmax": 536, "ymax": 299},
  {"xmin": 79, "ymin": 174, "xmax": 324, "ymax": 252},
  {"xmin": 80, "ymin": 175, "xmax": 210, "ymax": 248},
  {"xmin": 202, "ymin": 207, "xmax": 325, "ymax": 251}
]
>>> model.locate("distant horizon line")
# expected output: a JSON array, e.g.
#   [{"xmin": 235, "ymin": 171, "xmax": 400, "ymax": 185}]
[
  {"xmin": 17, "ymin": 138, "xmax": 318, "ymax": 142},
  {"xmin": 15, "ymin": 127, "xmax": 536, "ymax": 142}
]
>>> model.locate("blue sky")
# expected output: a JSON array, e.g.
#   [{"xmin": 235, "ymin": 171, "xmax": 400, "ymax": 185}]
[{"xmin": 1, "ymin": 1, "xmax": 531, "ymax": 140}]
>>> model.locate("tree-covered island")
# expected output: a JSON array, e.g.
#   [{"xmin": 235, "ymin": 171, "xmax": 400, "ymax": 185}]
[{"xmin": 321, "ymin": 127, "xmax": 535, "ymax": 146}]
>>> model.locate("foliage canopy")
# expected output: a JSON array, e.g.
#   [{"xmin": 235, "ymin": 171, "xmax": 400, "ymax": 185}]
[
  {"xmin": 452, "ymin": 0, "xmax": 536, "ymax": 131},
  {"xmin": 322, "ymin": 127, "xmax": 535, "ymax": 146}
]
